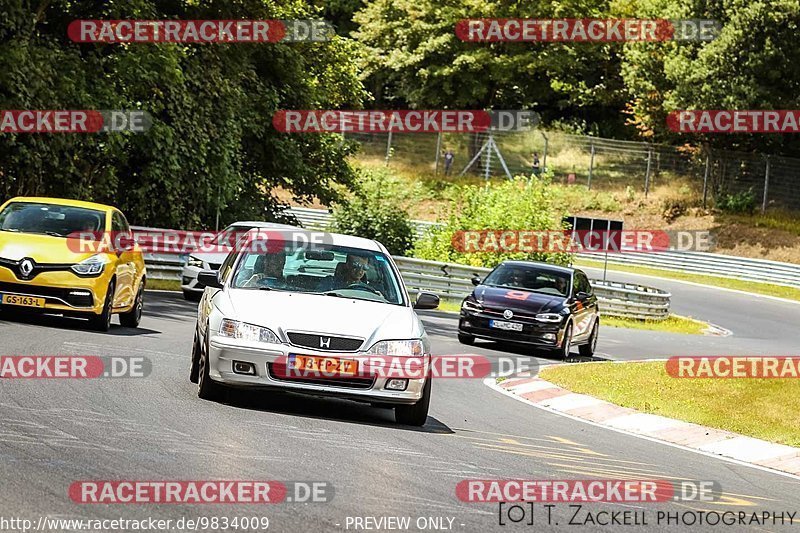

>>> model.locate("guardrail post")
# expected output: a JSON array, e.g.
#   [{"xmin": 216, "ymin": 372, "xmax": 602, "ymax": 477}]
[
  {"xmin": 644, "ymin": 148, "xmax": 653, "ymax": 198},
  {"xmin": 587, "ymin": 142, "xmax": 595, "ymax": 189},
  {"xmin": 541, "ymin": 131, "xmax": 548, "ymax": 172},
  {"xmin": 434, "ymin": 131, "xmax": 442, "ymax": 174},
  {"xmin": 762, "ymin": 155, "xmax": 770, "ymax": 213},
  {"xmin": 702, "ymin": 149, "xmax": 710, "ymax": 209}
]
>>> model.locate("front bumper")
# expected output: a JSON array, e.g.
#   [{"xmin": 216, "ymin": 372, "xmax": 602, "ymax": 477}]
[
  {"xmin": 458, "ymin": 310, "xmax": 564, "ymax": 347},
  {"xmin": 207, "ymin": 335, "xmax": 428, "ymax": 404},
  {"xmin": 181, "ymin": 265, "xmax": 203, "ymax": 293},
  {"xmin": 0, "ymin": 269, "xmax": 109, "ymax": 315}
]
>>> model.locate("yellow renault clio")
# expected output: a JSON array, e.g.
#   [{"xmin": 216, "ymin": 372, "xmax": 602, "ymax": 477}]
[{"xmin": 0, "ymin": 197, "xmax": 146, "ymax": 331}]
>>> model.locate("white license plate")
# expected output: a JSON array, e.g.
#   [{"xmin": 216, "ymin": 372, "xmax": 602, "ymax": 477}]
[{"xmin": 489, "ymin": 319, "xmax": 523, "ymax": 331}]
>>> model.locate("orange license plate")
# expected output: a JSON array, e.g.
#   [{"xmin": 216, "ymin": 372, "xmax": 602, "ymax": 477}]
[
  {"xmin": 291, "ymin": 355, "xmax": 358, "ymax": 376},
  {"xmin": 1, "ymin": 294, "xmax": 45, "ymax": 308}
]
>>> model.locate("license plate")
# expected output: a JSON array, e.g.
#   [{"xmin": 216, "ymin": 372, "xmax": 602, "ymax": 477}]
[
  {"xmin": 1, "ymin": 294, "xmax": 45, "ymax": 308},
  {"xmin": 489, "ymin": 319, "xmax": 523, "ymax": 332},
  {"xmin": 290, "ymin": 354, "xmax": 358, "ymax": 376}
]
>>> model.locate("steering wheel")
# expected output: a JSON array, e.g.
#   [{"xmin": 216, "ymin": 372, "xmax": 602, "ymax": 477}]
[{"xmin": 345, "ymin": 282, "xmax": 382, "ymax": 295}]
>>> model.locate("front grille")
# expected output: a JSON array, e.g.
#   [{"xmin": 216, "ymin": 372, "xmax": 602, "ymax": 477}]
[
  {"xmin": 0, "ymin": 281, "xmax": 94, "ymax": 307},
  {"xmin": 268, "ymin": 363, "xmax": 375, "ymax": 389},
  {"xmin": 286, "ymin": 332, "xmax": 363, "ymax": 352}
]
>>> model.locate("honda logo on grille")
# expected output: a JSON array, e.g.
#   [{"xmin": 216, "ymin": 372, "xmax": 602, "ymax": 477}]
[
  {"xmin": 19, "ymin": 258, "xmax": 34, "ymax": 279},
  {"xmin": 319, "ymin": 337, "xmax": 331, "ymax": 349}
]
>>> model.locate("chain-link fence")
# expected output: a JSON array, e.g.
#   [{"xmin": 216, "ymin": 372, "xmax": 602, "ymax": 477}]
[{"xmin": 345, "ymin": 129, "xmax": 800, "ymax": 212}]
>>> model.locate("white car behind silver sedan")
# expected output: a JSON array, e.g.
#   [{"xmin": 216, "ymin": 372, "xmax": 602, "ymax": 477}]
[
  {"xmin": 180, "ymin": 221, "xmax": 297, "ymax": 300},
  {"xmin": 189, "ymin": 230, "xmax": 440, "ymax": 426}
]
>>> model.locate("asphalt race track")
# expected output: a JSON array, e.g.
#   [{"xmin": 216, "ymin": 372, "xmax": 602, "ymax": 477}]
[{"xmin": 1, "ymin": 277, "xmax": 799, "ymax": 532}]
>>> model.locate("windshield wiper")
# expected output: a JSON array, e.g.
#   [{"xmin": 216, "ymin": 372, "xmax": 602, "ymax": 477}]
[
  {"xmin": 0, "ymin": 228, "xmax": 21, "ymax": 232},
  {"xmin": 322, "ymin": 291, "xmax": 346, "ymax": 298}
]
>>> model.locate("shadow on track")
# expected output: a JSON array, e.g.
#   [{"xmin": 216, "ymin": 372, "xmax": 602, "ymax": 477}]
[{"xmin": 199, "ymin": 386, "xmax": 453, "ymax": 435}]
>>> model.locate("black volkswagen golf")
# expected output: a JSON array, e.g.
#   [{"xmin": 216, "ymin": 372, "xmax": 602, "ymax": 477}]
[{"xmin": 457, "ymin": 261, "xmax": 599, "ymax": 358}]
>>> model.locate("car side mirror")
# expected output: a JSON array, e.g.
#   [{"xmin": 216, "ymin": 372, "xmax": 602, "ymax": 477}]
[
  {"xmin": 471, "ymin": 275, "xmax": 482, "ymax": 286},
  {"xmin": 414, "ymin": 291, "xmax": 440, "ymax": 310},
  {"xmin": 575, "ymin": 291, "xmax": 590, "ymax": 301},
  {"xmin": 197, "ymin": 269, "xmax": 222, "ymax": 289}
]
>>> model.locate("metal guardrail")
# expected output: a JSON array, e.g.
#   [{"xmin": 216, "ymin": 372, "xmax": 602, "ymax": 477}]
[
  {"xmin": 393, "ymin": 256, "xmax": 670, "ymax": 320},
  {"xmin": 286, "ymin": 207, "xmax": 800, "ymax": 290},
  {"xmin": 286, "ymin": 207, "xmax": 438, "ymax": 240},
  {"xmin": 140, "ymin": 248, "xmax": 670, "ymax": 320}
]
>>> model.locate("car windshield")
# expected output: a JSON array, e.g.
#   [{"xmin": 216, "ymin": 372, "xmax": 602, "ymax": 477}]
[
  {"xmin": 229, "ymin": 245, "xmax": 405, "ymax": 305},
  {"xmin": 0, "ymin": 202, "xmax": 105, "ymax": 238},
  {"xmin": 211, "ymin": 225, "xmax": 256, "ymax": 246},
  {"xmin": 483, "ymin": 265, "xmax": 571, "ymax": 297}
]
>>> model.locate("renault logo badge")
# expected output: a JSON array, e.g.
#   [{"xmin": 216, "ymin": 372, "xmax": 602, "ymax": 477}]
[
  {"xmin": 503, "ymin": 309, "xmax": 513, "ymax": 319},
  {"xmin": 19, "ymin": 258, "xmax": 34, "ymax": 279}
]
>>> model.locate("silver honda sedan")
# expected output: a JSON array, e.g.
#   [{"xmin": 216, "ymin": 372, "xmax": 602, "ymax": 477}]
[{"xmin": 189, "ymin": 230, "xmax": 439, "ymax": 426}]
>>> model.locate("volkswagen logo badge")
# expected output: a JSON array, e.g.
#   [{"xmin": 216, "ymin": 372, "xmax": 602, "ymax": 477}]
[
  {"xmin": 19, "ymin": 258, "xmax": 34, "ymax": 279},
  {"xmin": 503, "ymin": 309, "xmax": 514, "ymax": 319}
]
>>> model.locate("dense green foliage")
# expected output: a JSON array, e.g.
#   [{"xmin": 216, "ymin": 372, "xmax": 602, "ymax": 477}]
[
  {"xmin": 413, "ymin": 177, "xmax": 573, "ymax": 268},
  {"xmin": 0, "ymin": 0, "xmax": 365, "ymax": 228},
  {"xmin": 331, "ymin": 168, "xmax": 415, "ymax": 255}
]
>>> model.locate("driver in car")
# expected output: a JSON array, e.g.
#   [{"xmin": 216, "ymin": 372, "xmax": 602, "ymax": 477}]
[
  {"xmin": 243, "ymin": 251, "xmax": 286, "ymax": 287},
  {"xmin": 335, "ymin": 254, "xmax": 368, "ymax": 287}
]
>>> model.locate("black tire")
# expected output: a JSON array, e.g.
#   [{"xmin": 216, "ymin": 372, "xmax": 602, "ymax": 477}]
[
  {"xmin": 197, "ymin": 327, "xmax": 223, "ymax": 401},
  {"xmin": 579, "ymin": 320, "xmax": 599, "ymax": 358},
  {"xmin": 183, "ymin": 289, "xmax": 201, "ymax": 302},
  {"xmin": 556, "ymin": 323, "xmax": 573, "ymax": 359},
  {"xmin": 395, "ymin": 377, "xmax": 431, "ymax": 426},
  {"xmin": 89, "ymin": 280, "xmax": 115, "ymax": 332},
  {"xmin": 189, "ymin": 328, "xmax": 201, "ymax": 383},
  {"xmin": 457, "ymin": 332, "xmax": 475, "ymax": 345},
  {"xmin": 119, "ymin": 281, "xmax": 144, "ymax": 328}
]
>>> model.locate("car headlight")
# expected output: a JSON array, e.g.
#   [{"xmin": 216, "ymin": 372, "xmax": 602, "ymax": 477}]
[
  {"xmin": 219, "ymin": 319, "xmax": 280, "ymax": 344},
  {"xmin": 461, "ymin": 299, "xmax": 483, "ymax": 312},
  {"xmin": 187, "ymin": 256, "xmax": 205, "ymax": 268},
  {"xmin": 71, "ymin": 254, "xmax": 110, "ymax": 276},
  {"xmin": 369, "ymin": 339, "xmax": 424, "ymax": 357},
  {"xmin": 535, "ymin": 313, "xmax": 563, "ymax": 323}
]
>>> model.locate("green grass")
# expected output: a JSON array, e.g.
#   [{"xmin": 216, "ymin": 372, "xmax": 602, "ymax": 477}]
[
  {"xmin": 575, "ymin": 258, "xmax": 800, "ymax": 301},
  {"xmin": 602, "ymin": 314, "xmax": 707, "ymax": 335},
  {"xmin": 146, "ymin": 279, "xmax": 181, "ymax": 291},
  {"xmin": 540, "ymin": 361, "xmax": 800, "ymax": 446}
]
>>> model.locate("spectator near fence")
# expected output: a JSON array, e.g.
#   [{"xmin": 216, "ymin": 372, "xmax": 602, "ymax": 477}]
[{"xmin": 443, "ymin": 149, "xmax": 454, "ymax": 175}]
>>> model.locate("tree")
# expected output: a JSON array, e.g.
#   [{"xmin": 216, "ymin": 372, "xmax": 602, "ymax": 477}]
[
  {"xmin": 0, "ymin": 0, "xmax": 367, "ymax": 229},
  {"xmin": 620, "ymin": 0, "xmax": 800, "ymax": 154},
  {"xmin": 353, "ymin": 0, "xmax": 628, "ymax": 136}
]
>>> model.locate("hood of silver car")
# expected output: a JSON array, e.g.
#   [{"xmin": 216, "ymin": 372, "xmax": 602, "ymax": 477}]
[{"xmin": 220, "ymin": 289, "xmax": 420, "ymax": 347}]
